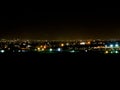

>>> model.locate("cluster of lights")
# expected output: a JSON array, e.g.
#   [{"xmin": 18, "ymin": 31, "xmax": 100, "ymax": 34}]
[
  {"xmin": 37, "ymin": 45, "xmax": 46, "ymax": 52},
  {"xmin": 106, "ymin": 44, "xmax": 119, "ymax": 48},
  {"xmin": 105, "ymin": 50, "xmax": 119, "ymax": 54}
]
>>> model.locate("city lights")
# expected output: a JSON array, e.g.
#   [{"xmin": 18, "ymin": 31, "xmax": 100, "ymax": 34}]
[{"xmin": 0, "ymin": 39, "xmax": 120, "ymax": 55}]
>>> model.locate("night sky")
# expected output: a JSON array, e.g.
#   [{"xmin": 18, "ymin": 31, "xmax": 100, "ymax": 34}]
[{"xmin": 1, "ymin": 8, "xmax": 120, "ymax": 40}]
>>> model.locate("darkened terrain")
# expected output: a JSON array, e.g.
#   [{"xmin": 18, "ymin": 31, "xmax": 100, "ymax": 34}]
[{"xmin": 0, "ymin": 52, "xmax": 120, "ymax": 65}]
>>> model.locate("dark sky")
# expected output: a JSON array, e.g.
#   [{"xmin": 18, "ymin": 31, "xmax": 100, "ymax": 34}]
[{"xmin": 1, "ymin": 8, "xmax": 120, "ymax": 40}]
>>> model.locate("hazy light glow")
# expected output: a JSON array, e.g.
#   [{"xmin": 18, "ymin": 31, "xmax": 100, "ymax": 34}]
[
  {"xmin": 0, "ymin": 50, "xmax": 5, "ymax": 53},
  {"xmin": 105, "ymin": 45, "xmax": 107, "ymax": 48},
  {"xmin": 80, "ymin": 42, "xmax": 85, "ymax": 45},
  {"xmin": 87, "ymin": 41, "xmax": 91, "ymax": 45},
  {"xmin": 111, "ymin": 51, "xmax": 113, "ymax": 54},
  {"xmin": 44, "ymin": 45, "xmax": 46, "ymax": 49},
  {"xmin": 37, "ymin": 48, "xmax": 40, "ymax": 51},
  {"xmin": 105, "ymin": 51, "xmax": 109, "ymax": 54},
  {"xmin": 70, "ymin": 50, "xmax": 75, "ymax": 53},
  {"xmin": 22, "ymin": 50, "xmax": 26, "ymax": 52},
  {"xmin": 85, "ymin": 50, "xmax": 88, "ymax": 52},
  {"xmin": 66, "ymin": 43, "xmax": 69, "ymax": 46},
  {"xmin": 115, "ymin": 44, "xmax": 119, "ymax": 47},
  {"xmin": 57, "ymin": 48, "xmax": 61, "ymax": 52},
  {"xmin": 42, "ymin": 48, "xmax": 44, "ymax": 51},
  {"xmin": 27, "ymin": 45, "xmax": 31, "ymax": 48},
  {"xmin": 115, "ymin": 51, "xmax": 119, "ymax": 54},
  {"xmin": 18, "ymin": 50, "xmax": 21, "ymax": 52},
  {"xmin": 110, "ymin": 44, "xmax": 113, "ymax": 48},
  {"xmin": 49, "ymin": 48, "xmax": 53, "ymax": 52},
  {"xmin": 61, "ymin": 43, "xmax": 64, "ymax": 47}
]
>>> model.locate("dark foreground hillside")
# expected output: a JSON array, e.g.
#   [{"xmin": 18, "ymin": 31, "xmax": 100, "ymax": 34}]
[{"xmin": 0, "ymin": 52, "xmax": 120, "ymax": 65}]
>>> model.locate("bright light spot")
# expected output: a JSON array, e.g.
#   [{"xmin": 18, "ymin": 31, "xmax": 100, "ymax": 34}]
[
  {"xmin": 0, "ymin": 50, "xmax": 5, "ymax": 53},
  {"xmin": 34, "ymin": 49, "xmax": 37, "ymax": 51},
  {"xmin": 66, "ymin": 43, "xmax": 69, "ymax": 46},
  {"xmin": 18, "ymin": 50, "xmax": 21, "ymax": 52},
  {"xmin": 57, "ymin": 48, "xmax": 61, "ymax": 52},
  {"xmin": 111, "ymin": 51, "xmax": 113, "ymax": 54},
  {"xmin": 70, "ymin": 50, "xmax": 75, "ymax": 53},
  {"xmin": 80, "ymin": 42, "xmax": 85, "ymax": 45},
  {"xmin": 40, "ymin": 45, "xmax": 43, "ymax": 48},
  {"xmin": 61, "ymin": 43, "xmax": 64, "ymax": 47},
  {"xmin": 105, "ymin": 45, "xmax": 107, "ymax": 48},
  {"xmin": 105, "ymin": 51, "xmax": 109, "ymax": 54},
  {"xmin": 115, "ymin": 44, "xmax": 119, "ymax": 47},
  {"xmin": 49, "ymin": 48, "xmax": 53, "ymax": 52},
  {"xmin": 23, "ymin": 43, "xmax": 26, "ymax": 46},
  {"xmin": 42, "ymin": 48, "xmax": 44, "ymax": 51},
  {"xmin": 37, "ymin": 48, "xmax": 40, "ymax": 50},
  {"xmin": 8, "ymin": 48, "xmax": 10, "ymax": 50},
  {"xmin": 115, "ymin": 51, "xmax": 119, "ymax": 54},
  {"xmin": 110, "ymin": 44, "xmax": 113, "ymax": 48},
  {"xmin": 44, "ymin": 45, "xmax": 46, "ymax": 49},
  {"xmin": 85, "ymin": 50, "xmax": 88, "ymax": 52},
  {"xmin": 87, "ymin": 41, "xmax": 91, "ymax": 45},
  {"xmin": 27, "ymin": 45, "xmax": 31, "ymax": 48}
]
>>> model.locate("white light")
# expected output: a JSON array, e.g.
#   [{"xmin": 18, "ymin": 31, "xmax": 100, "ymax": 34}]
[
  {"xmin": 115, "ymin": 51, "xmax": 119, "ymax": 54},
  {"xmin": 49, "ymin": 48, "xmax": 53, "ymax": 52},
  {"xmin": 0, "ymin": 50, "xmax": 5, "ymax": 53},
  {"xmin": 23, "ymin": 43, "xmax": 26, "ymax": 46},
  {"xmin": 85, "ymin": 50, "xmax": 88, "ymax": 52},
  {"xmin": 57, "ymin": 48, "xmax": 61, "ymax": 52},
  {"xmin": 115, "ymin": 44, "xmax": 119, "ymax": 47},
  {"xmin": 27, "ymin": 45, "xmax": 31, "ymax": 48},
  {"xmin": 18, "ymin": 50, "xmax": 21, "ymax": 52},
  {"xmin": 105, "ymin": 45, "xmax": 107, "ymax": 48},
  {"xmin": 80, "ymin": 42, "xmax": 85, "ymax": 45},
  {"xmin": 66, "ymin": 43, "xmax": 69, "ymax": 46},
  {"xmin": 42, "ymin": 48, "xmax": 44, "ymax": 51},
  {"xmin": 110, "ymin": 44, "xmax": 113, "ymax": 48},
  {"xmin": 70, "ymin": 50, "xmax": 75, "ymax": 53}
]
